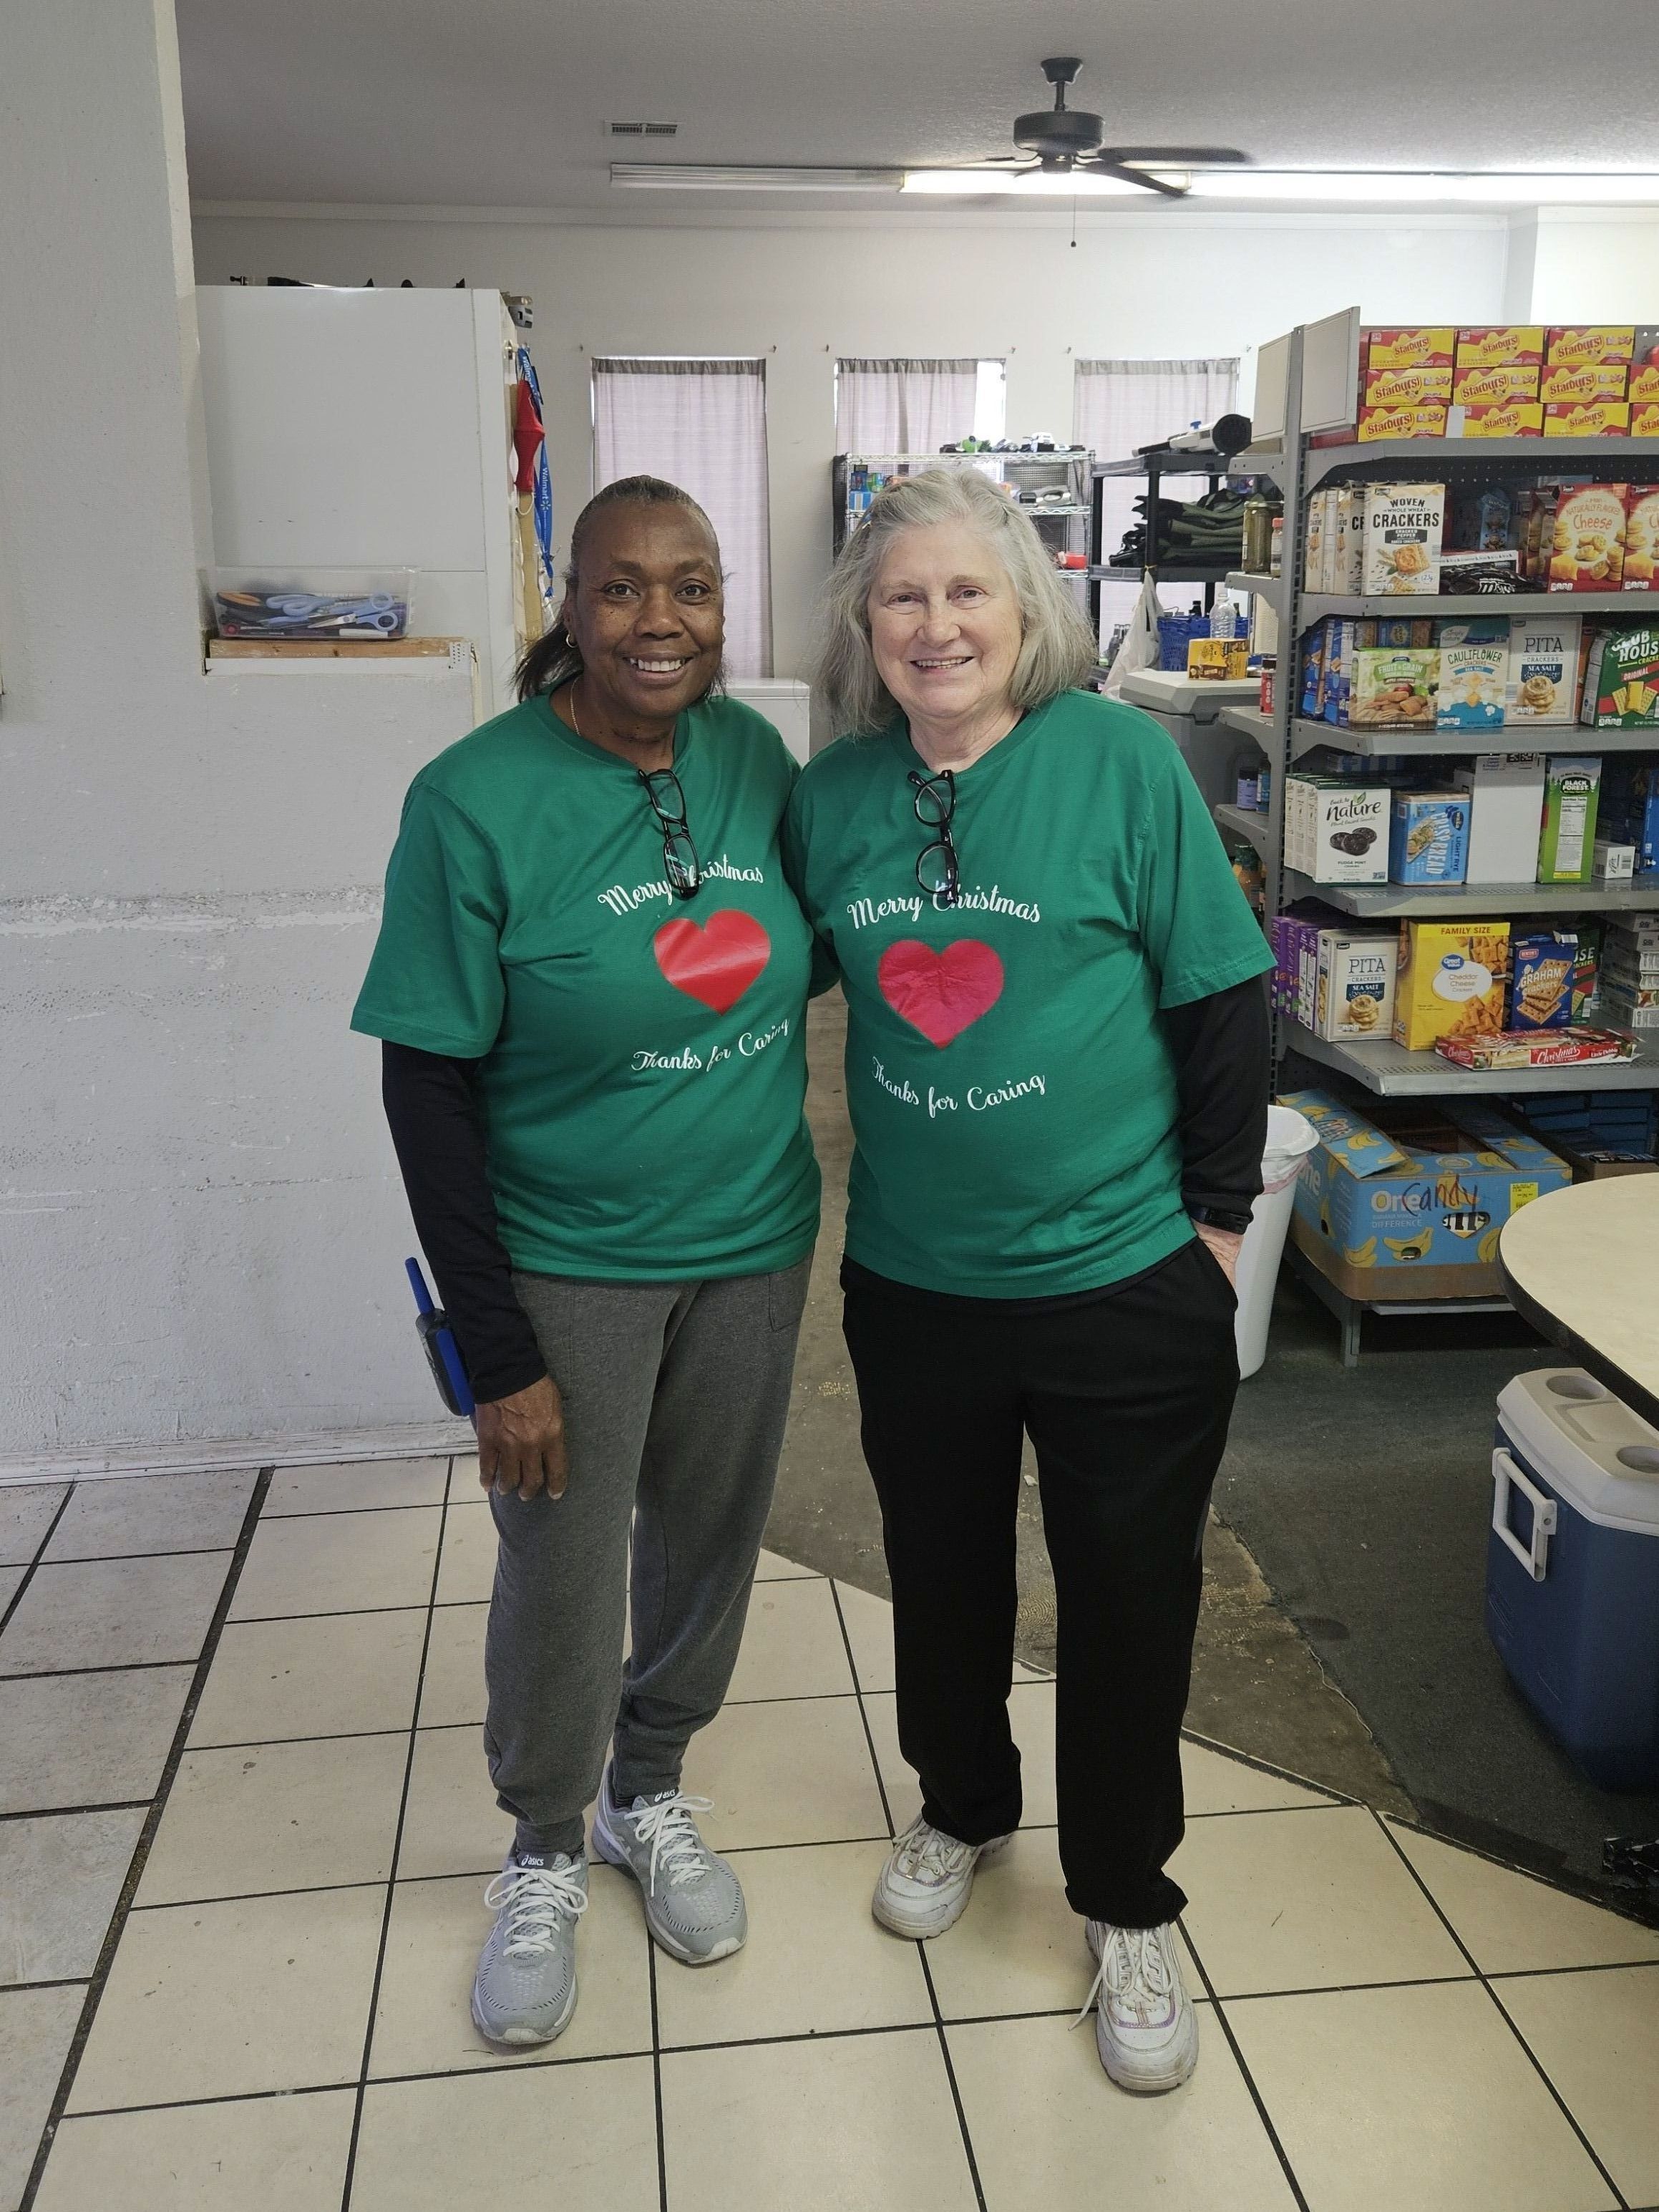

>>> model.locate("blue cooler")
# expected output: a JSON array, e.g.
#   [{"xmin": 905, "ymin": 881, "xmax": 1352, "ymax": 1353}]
[{"xmin": 1487, "ymin": 1368, "xmax": 1659, "ymax": 1790}]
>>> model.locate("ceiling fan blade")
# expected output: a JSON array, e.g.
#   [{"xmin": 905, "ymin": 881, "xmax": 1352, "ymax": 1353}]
[
  {"xmin": 1085, "ymin": 159, "xmax": 1189, "ymax": 198},
  {"xmin": 1096, "ymin": 146, "xmax": 1250, "ymax": 166}
]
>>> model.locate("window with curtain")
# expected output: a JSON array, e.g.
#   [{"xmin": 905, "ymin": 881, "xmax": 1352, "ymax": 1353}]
[
  {"xmin": 591, "ymin": 356, "xmax": 773, "ymax": 678},
  {"xmin": 1073, "ymin": 358, "xmax": 1240, "ymax": 644},
  {"xmin": 835, "ymin": 359, "xmax": 995, "ymax": 455}
]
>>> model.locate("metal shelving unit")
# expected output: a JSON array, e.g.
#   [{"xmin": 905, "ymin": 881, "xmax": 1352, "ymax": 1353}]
[
  {"xmin": 1280, "ymin": 871, "xmax": 1659, "ymax": 920},
  {"xmin": 1290, "ymin": 717, "xmax": 1659, "ymax": 761},
  {"xmin": 1215, "ymin": 802, "xmax": 1273, "ymax": 846},
  {"xmin": 1088, "ymin": 449, "xmax": 1249, "ymax": 633},
  {"xmin": 1299, "ymin": 588, "xmax": 1641, "ymax": 624},
  {"xmin": 832, "ymin": 450, "xmax": 1091, "ymax": 574},
  {"xmin": 1282, "ymin": 1022, "xmax": 1658, "ymax": 1096}
]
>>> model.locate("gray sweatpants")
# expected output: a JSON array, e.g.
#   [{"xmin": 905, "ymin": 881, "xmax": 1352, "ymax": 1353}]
[{"xmin": 483, "ymin": 1258, "xmax": 812, "ymax": 1859}]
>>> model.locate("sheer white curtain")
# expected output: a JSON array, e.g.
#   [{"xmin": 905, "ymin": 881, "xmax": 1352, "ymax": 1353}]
[
  {"xmin": 1074, "ymin": 358, "xmax": 1240, "ymax": 642},
  {"xmin": 592, "ymin": 357, "xmax": 773, "ymax": 677},
  {"xmin": 836, "ymin": 359, "xmax": 981, "ymax": 454}
]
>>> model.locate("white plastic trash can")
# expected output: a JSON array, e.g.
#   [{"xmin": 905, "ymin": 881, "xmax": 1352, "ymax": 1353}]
[{"xmin": 1233, "ymin": 1105, "xmax": 1318, "ymax": 1379}]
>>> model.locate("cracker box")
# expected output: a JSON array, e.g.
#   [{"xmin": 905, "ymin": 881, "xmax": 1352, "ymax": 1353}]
[
  {"xmin": 1540, "ymin": 363, "xmax": 1630, "ymax": 404},
  {"xmin": 1365, "ymin": 365, "xmax": 1455, "ymax": 407},
  {"xmin": 1456, "ymin": 327, "xmax": 1545, "ymax": 369},
  {"xmin": 1633, "ymin": 403, "xmax": 1659, "ymax": 439},
  {"xmin": 1298, "ymin": 625, "xmax": 1326, "ymax": 718},
  {"xmin": 1548, "ymin": 483, "xmax": 1628, "ymax": 590},
  {"xmin": 1333, "ymin": 487, "xmax": 1366, "ymax": 593},
  {"xmin": 1281, "ymin": 1088, "xmax": 1567, "ymax": 1297},
  {"xmin": 1581, "ymin": 628, "xmax": 1659, "ymax": 728},
  {"xmin": 1358, "ymin": 405, "xmax": 1447, "ymax": 443},
  {"xmin": 1601, "ymin": 981, "xmax": 1659, "ymax": 1030},
  {"xmin": 1545, "ymin": 401, "xmax": 1632, "ymax": 438},
  {"xmin": 1505, "ymin": 613, "xmax": 1582, "ymax": 726},
  {"xmin": 1303, "ymin": 487, "xmax": 1333, "ymax": 592},
  {"xmin": 1362, "ymin": 483, "xmax": 1445, "ymax": 595},
  {"xmin": 1537, "ymin": 756, "xmax": 1603, "ymax": 882},
  {"xmin": 1452, "ymin": 402, "xmax": 1544, "ymax": 439},
  {"xmin": 1451, "ymin": 754, "xmax": 1547, "ymax": 885},
  {"xmin": 1391, "ymin": 792, "xmax": 1471, "ymax": 884},
  {"xmin": 1511, "ymin": 930, "xmax": 1580, "ymax": 1029},
  {"xmin": 1393, "ymin": 920, "xmax": 1512, "ymax": 1050},
  {"xmin": 1546, "ymin": 326, "xmax": 1637, "ymax": 368},
  {"xmin": 1363, "ymin": 328, "xmax": 1456, "ymax": 371},
  {"xmin": 1453, "ymin": 364, "xmax": 1542, "ymax": 407},
  {"xmin": 1436, "ymin": 616, "xmax": 1508, "ymax": 732},
  {"xmin": 1622, "ymin": 487, "xmax": 1659, "ymax": 587},
  {"xmin": 1350, "ymin": 643, "xmax": 1439, "ymax": 729},
  {"xmin": 1313, "ymin": 931, "xmax": 1397, "ymax": 1041}
]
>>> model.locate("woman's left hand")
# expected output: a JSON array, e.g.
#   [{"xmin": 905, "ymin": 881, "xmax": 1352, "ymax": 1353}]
[{"xmin": 1193, "ymin": 1222, "xmax": 1245, "ymax": 1287}]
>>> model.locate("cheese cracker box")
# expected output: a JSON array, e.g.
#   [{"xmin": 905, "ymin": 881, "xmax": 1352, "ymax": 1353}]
[
  {"xmin": 1537, "ymin": 756, "xmax": 1603, "ymax": 882},
  {"xmin": 1453, "ymin": 363, "xmax": 1541, "ymax": 406},
  {"xmin": 1510, "ymin": 930, "xmax": 1579, "ymax": 1030},
  {"xmin": 1365, "ymin": 365, "xmax": 1454, "ymax": 407},
  {"xmin": 1451, "ymin": 754, "xmax": 1547, "ymax": 885},
  {"xmin": 1363, "ymin": 328, "xmax": 1455, "ymax": 371},
  {"xmin": 1391, "ymin": 792, "xmax": 1471, "ymax": 884},
  {"xmin": 1581, "ymin": 628, "xmax": 1659, "ymax": 729},
  {"xmin": 1393, "ymin": 920, "xmax": 1512, "ymax": 1050},
  {"xmin": 1436, "ymin": 616, "xmax": 1508, "ymax": 733},
  {"xmin": 1505, "ymin": 614, "xmax": 1581, "ymax": 726},
  {"xmin": 1623, "ymin": 487, "xmax": 1659, "ymax": 586},
  {"xmin": 1362, "ymin": 483, "xmax": 1444, "ymax": 594},
  {"xmin": 1540, "ymin": 362, "xmax": 1629, "ymax": 404},
  {"xmin": 1547, "ymin": 484, "xmax": 1627, "ymax": 590},
  {"xmin": 1451, "ymin": 401, "xmax": 1544, "ymax": 439},
  {"xmin": 1281, "ymin": 1088, "xmax": 1567, "ymax": 1298},
  {"xmin": 1545, "ymin": 401, "xmax": 1632, "ymax": 437},
  {"xmin": 1456, "ymin": 327, "xmax": 1545, "ymax": 369},
  {"xmin": 1546, "ymin": 326, "xmax": 1637, "ymax": 368},
  {"xmin": 1358, "ymin": 405, "xmax": 1447, "ymax": 443}
]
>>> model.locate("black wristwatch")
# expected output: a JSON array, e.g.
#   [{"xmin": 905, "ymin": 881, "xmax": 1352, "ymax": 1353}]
[{"xmin": 1189, "ymin": 1204, "xmax": 1255, "ymax": 1235}]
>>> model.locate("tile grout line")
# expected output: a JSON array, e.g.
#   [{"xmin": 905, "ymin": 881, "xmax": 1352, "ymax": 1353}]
[
  {"xmin": 16, "ymin": 1467, "xmax": 275, "ymax": 2212},
  {"xmin": 1382, "ymin": 1810, "xmax": 1659, "ymax": 1939},
  {"xmin": 336, "ymin": 1467, "xmax": 455, "ymax": 2212},
  {"xmin": 1368, "ymin": 1806, "xmax": 1630, "ymax": 2211},
  {"xmin": 0, "ymin": 1486, "xmax": 78, "ymax": 1641},
  {"xmin": 0, "ymin": 1800, "xmax": 155, "ymax": 1825},
  {"xmin": 646, "ymin": 1927, "xmax": 668, "ymax": 2212},
  {"xmin": 827, "ymin": 1578, "xmax": 988, "ymax": 2212},
  {"xmin": 1176, "ymin": 1914, "xmax": 1313, "ymax": 2212}
]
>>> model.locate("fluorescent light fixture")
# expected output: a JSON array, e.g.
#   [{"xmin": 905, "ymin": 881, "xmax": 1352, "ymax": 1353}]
[
  {"xmin": 610, "ymin": 163, "xmax": 900, "ymax": 191},
  {"xmin": 902, "ymin": 168, "xmax": 1149, "ymax": 197},
  {"xmin": 1185, "ymin": 170, "xmax": 1659, "ymax": 203}
]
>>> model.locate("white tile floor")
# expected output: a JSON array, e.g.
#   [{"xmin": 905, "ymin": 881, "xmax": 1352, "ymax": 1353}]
[{"xmin": 3, "ymin": 1453, "xmax": 1659, "ymax": 2211}]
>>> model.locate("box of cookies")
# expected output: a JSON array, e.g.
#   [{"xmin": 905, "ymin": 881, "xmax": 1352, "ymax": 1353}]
[
  {"xmin": 1434, "ymin": 1027, "xmax": 1637, "ymax": 1070},
  {"xmin": 1350, "ymin": 643, "xmax": 1439, "ymax": 729},
  {"xmin": 1394, "ymin": 920, "xmax": 1512, "ymax": 1050},
  {"xmin": 1361, "ymin": 483, "xmax": 1444, "ymax": 594},
  {"xmin": 1622, "ymin": 488, "xmax": 1659, "ymax": 587},
  {"xmin": 1313, "ymin": 932, "xmax": 1397, "ymax": 1041},
  {"xmin": 1456, "ymin": 328, "xmax": 1545, "ymax": 369},
  {"xmin": 1547, "ymin": 484, "xmax": 1628, "ymax": 590}
]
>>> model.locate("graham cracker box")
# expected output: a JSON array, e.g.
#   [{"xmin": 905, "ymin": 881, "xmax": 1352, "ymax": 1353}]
[
  {"xmin": 1281, "ymin": 1088, "xmax": 1567, "ymax": 1297},
  {"xmin": 1537, "ymin": 756, "xmax": 1603, "ymax": 882},
  {"xmin": 1545, "ymin": 326, "xmax": 1637, "ymax": 368},
  {"xmin": 1547, "ymin": 483, "xmax": 1628, "ymax": 590},
  {"xmin": 1540, "ymin": 362, "xmax": 1630, "ymax": 404},
  {"xmin": 1436, "ymin": 616, "xmax": 1509, "ymax": 732},
  {"xmin": 1453, "ymin": 363, "xmax": 1541, "ymax": 407},
  {"xmin": 1361, "ymin": 483, "xmax": 1445, "ymax": 594},
  {"xmin": 1581, "ymin": 628, "xmax": 1659, "ymax": 729},
  {"xmin": 1358, "ymin": 405, "xmax": 1447, "ymax": 443},
  {"xmin": 1510, "ymin": 930, "xmax": 1580, "ymax": 1030},
  {"xmin": 1504, "ymin": 613, "xmax": 1582, "ymax": 726},
  {"xmin": 1312, "ymin": 931, "xmax": 1397, "ymax": 1041},
  {"xmin": 1545, "ymin": 401, "xmax": 1632, "ymax": 438},
  {"xmin": 1393, "ymin": 920, "xmax": 1512, "ymax": 1050},
  {"xmin": 1456, "ymin": 327, "xmax": 1545, "ymax": 369},
  {"xmin": 1365, "ymin": 365, "xmax": 1455, "ymax": 407},
  {"xmin": 1622, "ymin": 487, "xmax": 1659, "ymax": 587},
  {"xmin": 1363, "ymin": 328, "xmax": 1456, "ymax": 371},
  {"xmin": 1451, "ymin": 754, "xmax": 1547, "ymax": 885},
  {"xmin": 1450, "ymin": 402, "xmax": 1544, "ymax": 439}
]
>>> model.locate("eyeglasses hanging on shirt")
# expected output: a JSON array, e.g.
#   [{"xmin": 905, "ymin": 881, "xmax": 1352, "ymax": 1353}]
[
  {"xmin": 908, "ymin": 769, "xmax": 961, "ymax": 907},
  {"xmin": 638, "ymin": 768, "xmax": 704, "ymax": 900}
]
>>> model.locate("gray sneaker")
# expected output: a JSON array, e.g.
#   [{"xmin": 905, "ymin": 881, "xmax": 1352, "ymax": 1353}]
[
  {"xmin": 470, "ymin": 1848, "xmax": 588, "ymax": 2046},
  {"xmin": 590, "ymin": 1770, "xmax": 746, "ymax": 1965}
]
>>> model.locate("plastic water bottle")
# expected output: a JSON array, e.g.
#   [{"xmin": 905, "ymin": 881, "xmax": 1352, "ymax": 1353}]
[{"xmin": 1208, "ymin": 601, "xmax": 1240, "ymax": 640}]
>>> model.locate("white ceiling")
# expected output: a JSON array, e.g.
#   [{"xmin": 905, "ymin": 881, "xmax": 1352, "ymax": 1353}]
[{"xmin": 178, "ymin": 0, "xmax": 1654, "ymax": 217}]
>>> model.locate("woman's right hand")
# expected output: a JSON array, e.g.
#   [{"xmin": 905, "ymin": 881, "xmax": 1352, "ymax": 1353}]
[{"xmin": 476, "ymin": 1375, "xmax": 568, "ymax": 1500}]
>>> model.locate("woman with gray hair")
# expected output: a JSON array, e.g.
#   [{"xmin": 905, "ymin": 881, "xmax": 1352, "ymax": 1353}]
[{"xmin": 785, "ymin": 467, "xmax": 1273, "ymax": 2095}]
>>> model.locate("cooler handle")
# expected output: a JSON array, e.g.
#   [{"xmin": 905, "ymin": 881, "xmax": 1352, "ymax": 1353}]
[{"xmin": 1492, "ymin": 1448, "xmax": 1557, "ymax": 1584}]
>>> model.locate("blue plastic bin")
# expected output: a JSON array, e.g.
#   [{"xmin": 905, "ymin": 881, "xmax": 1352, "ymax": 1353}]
[{"xmin": 1487, "ymin": 1368, "xmax": 1659, "ymax": 1790}]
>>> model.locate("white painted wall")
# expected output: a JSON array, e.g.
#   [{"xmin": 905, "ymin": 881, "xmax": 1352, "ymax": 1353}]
[
  {"xmin": 1, "ymin": 1, "xmax": 477, "ymax": 1463},
  {"xmin": 1527, "ymin": 208, "xmax": 1659, "ymax": 323},
  {"xmin": 190, "ymin": 210, "xmax": 1513, "ymax": 678}
]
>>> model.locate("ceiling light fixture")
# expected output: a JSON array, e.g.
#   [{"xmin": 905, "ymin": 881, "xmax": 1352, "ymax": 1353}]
[
  {"xmin": 901, "ymin": 168, "xmax": 1153, "ymax": 198},
  {"xmin": 611, "ymin": 163, "xmax": 1659, "ymax": 205},
  {"xmin": 610, "ymin": 163, "xmax": 902, "ymax": 191}
]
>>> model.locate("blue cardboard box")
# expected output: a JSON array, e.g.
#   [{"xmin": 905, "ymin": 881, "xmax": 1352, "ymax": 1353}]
[
  {"xmin": 1390, "ymin": 791, "xmax": 1471, "ymax": 883},
  {"xmin": 1600, "ymin": 758, "xmax": 1659, "ymax": 879}
]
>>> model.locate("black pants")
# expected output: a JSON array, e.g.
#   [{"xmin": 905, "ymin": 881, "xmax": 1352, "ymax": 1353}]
[{"xmin": 842, "ymin": 1237, "xmax": 1238, "ymax": 1929}]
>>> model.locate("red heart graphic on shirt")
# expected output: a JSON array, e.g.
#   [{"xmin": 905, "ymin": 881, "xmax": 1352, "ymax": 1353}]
[
  {"xmin": 653, "ymin": 909, "xmax": 772, "ymax": 1014},
  {"xmin": 877, "ymin": 938, "xmax": 1005, "ymax": 1048}
]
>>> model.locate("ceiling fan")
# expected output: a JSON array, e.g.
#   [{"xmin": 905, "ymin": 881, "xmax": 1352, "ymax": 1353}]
[{"xmin": 981, "ymin": 57, "xmax": 1250, "ymax": 198}]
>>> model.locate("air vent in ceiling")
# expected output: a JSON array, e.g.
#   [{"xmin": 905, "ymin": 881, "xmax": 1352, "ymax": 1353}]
[{"xmin": 608, "ymin": 121, "xmax": 678, "ymax": 137}]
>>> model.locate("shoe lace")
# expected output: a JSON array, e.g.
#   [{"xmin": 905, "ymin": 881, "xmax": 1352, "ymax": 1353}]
[
  {"xmin": 892, "ymin": 1816, "xmax": 976, "ymax": 1886},
  {"xmin": 1072, "ymin": 1922, "xmax": 1175, "ymax": 2030},
  {"xmin": 483, "ymin": 1862, "xmax": 588, "ymax": 1959},
  {"xmin": 626, "ymin": 1791, "xmax": 719, "ymax": 1893}
]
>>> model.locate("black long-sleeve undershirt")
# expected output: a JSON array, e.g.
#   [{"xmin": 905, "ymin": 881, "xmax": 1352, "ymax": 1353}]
[{"xmin": 380, "ymin": 974, "xmax": 1271, "ymax": 1405}]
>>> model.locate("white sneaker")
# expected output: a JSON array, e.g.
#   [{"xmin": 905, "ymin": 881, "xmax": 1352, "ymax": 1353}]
[
  {"xmin": 1076, "ymin": 1919, "xmax": 1199, "ymax": 2094},
  {"xmin": 871, "ymin": 1814, "xmax": 1014, "ymax": 1939},
  {"xmin": 470, "ymin": 1850, "xmax": 588, "ymax": 2047}
]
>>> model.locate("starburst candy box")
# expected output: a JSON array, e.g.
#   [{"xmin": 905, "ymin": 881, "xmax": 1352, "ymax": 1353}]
[{"xmin": 1280, "ymin": 1088, "xmax": 1568, "ymax": 1299}]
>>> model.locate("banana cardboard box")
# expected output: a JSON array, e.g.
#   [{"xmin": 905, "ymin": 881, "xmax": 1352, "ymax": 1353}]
[{"xmin": 1278, "ymin": 1089, "xmax": 1570, "ymax": 1301}]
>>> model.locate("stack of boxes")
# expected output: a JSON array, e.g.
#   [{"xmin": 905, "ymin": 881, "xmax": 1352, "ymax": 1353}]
[
  {"xmin": 1600, "ymin": 918, "xmax": 1659, "ymax": 1030},
  {"xmin": 1353, "ymin": 326, "xmax": 1659, "ymax": 440}
]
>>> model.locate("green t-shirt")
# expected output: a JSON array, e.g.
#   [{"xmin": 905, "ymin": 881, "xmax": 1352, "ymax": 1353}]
[
  {"xmin": 784, "ymin": 688, "xmax": 1273, "ymax": 1297},
  {"xmin": 353, "ymin": 693, "xmax": 820, "ymax": 1281}
]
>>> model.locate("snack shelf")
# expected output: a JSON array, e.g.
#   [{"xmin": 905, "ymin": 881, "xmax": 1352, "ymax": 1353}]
[
  {"xmin": 1226, "ymin": 571, "xmax": 1279, "ymax": 599},
  {"xmin": 1220, "ymin": 704, "xmax": 1274, "ymax": 744},
  {"xmin": 1303, "ymin": 437, "xmax": 1659, "ymax": 493},
  {"xmin": 1298, "ymin": 590, "xmax": 1646, "ymax": 623},
  {"xmin": 1280, "ymin": 870, "xmax": 1659, "ymax": 919},
  {"xmin": 1090, "ymin": 562, "xmax": 1238, "ymax": 585},
  {"xmin": 1215, "ymin": 802, "xmax": 1273, "ymax": 845},
  {"xmin": 1283, "ymin": 1020, "xmax": 1659, "ymax": 1095},
  {"xmin": 1290, "ymin": 717, "xmax": 1659, "ymax": 761}
]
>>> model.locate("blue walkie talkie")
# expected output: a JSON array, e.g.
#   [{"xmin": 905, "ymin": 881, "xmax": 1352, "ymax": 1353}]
[{"xmin": 405, "ymin": 1257, "xmax": 476, "ymax": 1421}]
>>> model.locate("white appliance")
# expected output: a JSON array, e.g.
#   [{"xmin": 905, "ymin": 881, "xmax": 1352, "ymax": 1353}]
[
  {"xmin": 1119, "ymin": 668, "xmax": 1263, "ymax": 814},
  {"xmin": 727, "ymin": 678, "xmax": 811, "ymax": 765},
  {"xmin": 198, "ymin": 287, "xmax": 540, "ymax": 718}
]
